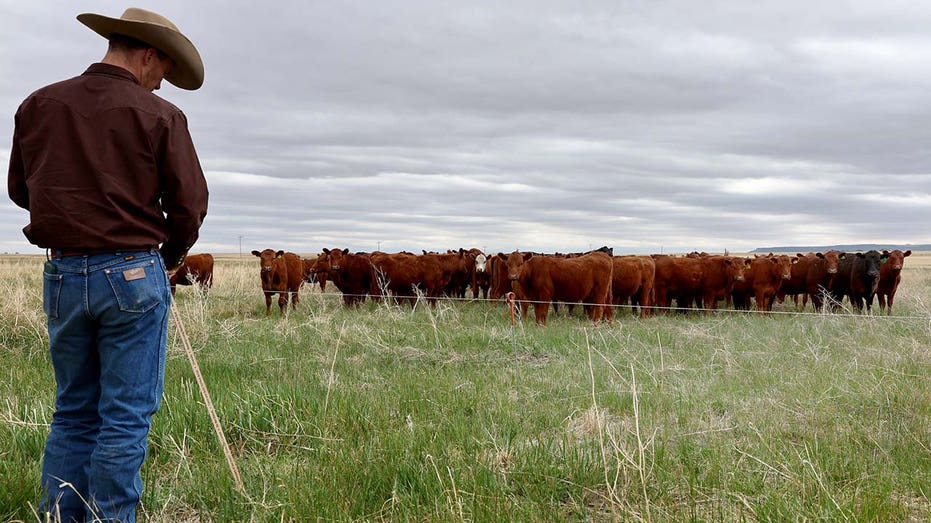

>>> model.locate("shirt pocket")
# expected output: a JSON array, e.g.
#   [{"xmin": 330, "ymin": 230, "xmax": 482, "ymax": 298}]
[
  {"xmin": 43, "ymin": 271, "xmax": 63, "ymax": 320},
  {"xmin": 105, "ymin": 259, "xmax": 163, "ymax": 313}
]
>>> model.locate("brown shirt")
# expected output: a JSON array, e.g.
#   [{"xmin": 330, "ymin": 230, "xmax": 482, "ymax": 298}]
[{"xmin": 8, "ymin": 63, "xmax": 208, "ymax": 268}]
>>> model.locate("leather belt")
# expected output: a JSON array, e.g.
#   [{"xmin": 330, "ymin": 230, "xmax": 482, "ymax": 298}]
[{"xmin": 50, "ymin": 247, "xmax": 153, "ymax": 259}]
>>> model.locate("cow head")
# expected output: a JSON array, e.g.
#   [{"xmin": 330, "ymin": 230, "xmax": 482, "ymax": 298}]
[
  {"xmin": 474, "ymin": 254, "xmax": 488, "ymax": 273},
  {"xmin": 499, "ymin": 251, "xmax": 533, "ymax": 281},
  {"xmin": 769, "ymin": 255, "xmax": 794, "ymax": 280},
  {"xmin": 252, "ymin": 249, "xmax": 283, "ymax": 273},
  {"xmin": 856, "ymin": 250, "xmax": 883, "ymax": 279},
  {"xmin": 322, "ymin": 247, "xmax": 350, "ymax": 271},
  {"xmin": 882, "ymin": 249, "xmax": 911, "ymax": 271},
  {"xmin": 309, "ymin": 252, "xmax": 329, "ymax": 280},
  {"xmin": 816, "ymin": 250, "xmax": 841, "ymax": 274},
  {"xmin": 724, "ymin": 257, "xmax": 748, "ymax": 282}
]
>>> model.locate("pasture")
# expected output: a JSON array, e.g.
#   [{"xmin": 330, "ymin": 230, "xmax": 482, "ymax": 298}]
[{"xmin": 2, "ymin": 252, "xmax": 931, "ymax": 522}]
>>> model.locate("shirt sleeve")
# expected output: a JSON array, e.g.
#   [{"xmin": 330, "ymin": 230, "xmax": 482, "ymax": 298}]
[
  {"xmin": 157, "ymin": 110, "xmax": 208, "ymax": 270},
  {"xmin": 7, "ymin": 108, "xmax": 29, "ymax": 210}
]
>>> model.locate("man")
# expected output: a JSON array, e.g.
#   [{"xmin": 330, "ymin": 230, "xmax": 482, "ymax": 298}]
[{"xmin": 7, "ymin": 8, "xmax": 208, "ymax": 522}]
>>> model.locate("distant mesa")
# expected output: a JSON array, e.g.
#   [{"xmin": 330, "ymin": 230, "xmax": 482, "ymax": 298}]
[{"xmin": 751, "ymin": 243, "xmax": 930, "ymax": 253}]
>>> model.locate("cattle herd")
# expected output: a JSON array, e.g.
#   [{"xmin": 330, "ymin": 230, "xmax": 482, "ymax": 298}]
[{"xmin": 169, "ymin": 247, "xmax": 912, "ymax": 324}]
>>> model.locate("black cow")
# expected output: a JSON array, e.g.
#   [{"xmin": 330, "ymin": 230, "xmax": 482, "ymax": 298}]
[{"xmin": 849, "ymin": 250, "xmax": 886, "ymax": 312}]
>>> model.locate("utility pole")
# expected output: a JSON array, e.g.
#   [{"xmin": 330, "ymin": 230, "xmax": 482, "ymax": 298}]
[{"xmin": 238, "ymin": 235, "xmax": 243, "ymax": 258}]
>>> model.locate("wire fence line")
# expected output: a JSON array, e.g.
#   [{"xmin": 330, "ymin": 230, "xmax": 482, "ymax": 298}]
[{"xmin": 228, "ymin": 287, "xmax": 931, "ymax": 322}]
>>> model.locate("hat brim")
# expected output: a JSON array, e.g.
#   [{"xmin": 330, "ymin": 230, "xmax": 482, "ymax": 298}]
[{"xmin": 78, "ymin": 13, "xmax": 204, "ymax": 90}]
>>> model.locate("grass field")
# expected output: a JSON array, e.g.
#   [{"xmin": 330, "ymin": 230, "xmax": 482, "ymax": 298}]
[{"xmin": 2, "ymin": 252, "xmax": 930, "ymax": 522}]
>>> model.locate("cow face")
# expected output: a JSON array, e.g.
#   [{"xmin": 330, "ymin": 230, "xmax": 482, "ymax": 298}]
[
  {"xmin": 322, "ymin": 247, "xmax": 350, "ymax": 271},
  {"xmin": 772, "ymin": 255, "xmax": 794, "ymax": 280},
  {"xmin": 474, "ymin": 254, "xmax": 487, "ymax": 273},
  {"xmin": 252, "ymin": 249, "xmax": 282, "ymax": 273},
  {"xmin": 502, "ymin": 251, "xmax": 533, "ymax": 281},
  {"xmin": 306, "ymin": 253, "xmax": 329, "ymax": 280},
  {"xmin": 856, "ymin": 250, "xmax": 883, "ymax": 278},
  {"xmin": 817, "ymin": 251, "xmax": 841, "ymax": 274},
  {"xmin": 882, "ymin": 249, "xmax": 911, "ymax": 271},
  {"xmin": 724, "ymin": 257, "xmax": 748, "ymax": 282}
]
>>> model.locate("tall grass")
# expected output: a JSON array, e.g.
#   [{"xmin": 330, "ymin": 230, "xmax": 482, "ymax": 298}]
[{"xmin": 1, "ymin": 255, "xmax": 930, "ymax": 521}]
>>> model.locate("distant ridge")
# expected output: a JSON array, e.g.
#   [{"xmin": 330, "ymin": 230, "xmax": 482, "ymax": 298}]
[{"xmin": 750, "ymin": 244, "xmax": 931, "ymax": 254}]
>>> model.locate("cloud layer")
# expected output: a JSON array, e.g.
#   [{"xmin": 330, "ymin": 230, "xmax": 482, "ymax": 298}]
[{"xmin": 3, "ymin": 1, "xmax": 930, "ymax": 255}]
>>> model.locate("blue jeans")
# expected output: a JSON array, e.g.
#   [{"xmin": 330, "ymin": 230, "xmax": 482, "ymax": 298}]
[{"xmin": 40, "ymin": 249, "xmax": 170, "ymax": 523}]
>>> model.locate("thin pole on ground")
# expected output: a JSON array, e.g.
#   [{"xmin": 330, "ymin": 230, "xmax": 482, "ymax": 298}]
[{"xmin": 170, "ymin": 304, "xmax": 246, "ymax": 494}]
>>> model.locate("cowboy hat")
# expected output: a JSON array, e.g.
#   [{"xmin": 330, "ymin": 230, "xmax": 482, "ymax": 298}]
[{"xmin": 77, "ymin": 7, "xmax": 204, "ymax": 90}]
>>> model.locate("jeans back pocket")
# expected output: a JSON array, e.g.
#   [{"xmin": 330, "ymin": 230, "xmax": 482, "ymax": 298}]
[
  {"xmin": 43, "ymin": 271, "xmax": 63, "ymax": 320},
  {"xmin": 105, "ymin": 259, "xmax": 164, "ymax": 313}
]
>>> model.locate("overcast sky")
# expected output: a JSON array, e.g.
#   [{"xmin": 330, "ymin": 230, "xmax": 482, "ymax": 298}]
[{"xmin": 3, "ymin": 1, "xmax": 931, "ymax": 255}]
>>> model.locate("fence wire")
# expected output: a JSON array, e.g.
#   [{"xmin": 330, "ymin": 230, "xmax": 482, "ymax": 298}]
[{"xmin": 241, "ymin": 287, "xmax": 931, "ymax": 323}]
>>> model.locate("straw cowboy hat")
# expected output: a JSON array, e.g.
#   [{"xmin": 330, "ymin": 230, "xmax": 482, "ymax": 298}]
[{"xmin": 77, "ymin": 7, "xmax": 204, "ymax": 90}]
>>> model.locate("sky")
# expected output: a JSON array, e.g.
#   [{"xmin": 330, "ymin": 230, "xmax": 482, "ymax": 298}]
[{"xmin": 3, "ymin": 1, "xmax": 931, "ymax": 255}]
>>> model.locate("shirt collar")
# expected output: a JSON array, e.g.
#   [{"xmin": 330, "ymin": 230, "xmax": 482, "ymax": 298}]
[{"xmin": 83, "ymin": 63, "xmax": 141, "ymax": 86}]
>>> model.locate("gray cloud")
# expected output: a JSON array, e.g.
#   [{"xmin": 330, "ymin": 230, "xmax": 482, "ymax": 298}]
[{"xmin": 2, "ymin": 0, "xmax": 930, "ymax": 255}]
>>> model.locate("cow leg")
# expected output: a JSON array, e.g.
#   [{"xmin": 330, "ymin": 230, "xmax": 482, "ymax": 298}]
[
  {"xmin": 755, "ymin": 291, "xmax": 769, "ymax": 312},
  {"xmin": 278, "ymin": 292, "xmax": 288, "ymax": 314},
  {"xmin": 519, "ymin": 301, "xmax": 530, "ymax": 320},
  {"xmin": 850, "ymin": 293, "xmax": 862, "ymax": 312},
  {"xmin": 534, "ymin": 302, "xmax": 550, "ymax": 325},
  {"xmin": 264, "ymin": 292, "xmax": 273, "ymax": 316},
  {"xmin": 291, "ymin": 289, "xmax": 300, "ymax": 309}
]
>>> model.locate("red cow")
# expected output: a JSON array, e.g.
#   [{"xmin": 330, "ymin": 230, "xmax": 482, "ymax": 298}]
[
  {"xmin": 425, "ymin": 250, "xmax": 473, "ymax": 299},
  {"xmin": 511, "ymin": 251, "xmax": 613, "ymax": 325},
  {"xmin": 370, "ymin": 252, "xmax": 445, "ymax": 306},
  {"xmin": 781, "ymin": 251, "xmax": 843, "ymax": 311},
  {"xmin": 805, "ymin": 250, "xmax": 843, "ymax": 310},
  {"xmin": 877, "ymin": 249, "xmax": 911, "ymax": 313},
  {"xmin": 321, "ymin": 248, "xmax": 379, "ymax": 306},
  {"xmin": 251, "ymin": 249, "xmax": 303, "ymax": 315},
  {"xmin": 443, "ymin": 248, "xmax": 481, "ymax": 299},
  {"xmin": 302, "ymin": 253, "xmax": 328, "ymax": 292},
  {"xmin": 169, "ymin": 253, "xmax": 214, "ymax": 296},
  {"xmin": 487, "ymin": 254, "xmax": 512, "ymax": 300},
  {"xmin": 611, "ymin": 255, "xmax": 655, "ymax": 317},
  {"xmin": 699, "ymin": 255, "xmax": 750, "ymax": 310},
  {"xmin": 732, "ymin": 255, "xmax": 794, "ymax": 311},
  {"xmin": 776, "ymin": 253, "xmax": 816, "ymax": 308},
  {"xmin": 652, "ymin": 255, "xmax": 703, "ymax": 311}
]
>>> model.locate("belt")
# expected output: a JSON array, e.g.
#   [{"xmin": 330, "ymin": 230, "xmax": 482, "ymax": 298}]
[{"xmin": 50, "ymin": 247, "xmax": 153, "ymax": 259}]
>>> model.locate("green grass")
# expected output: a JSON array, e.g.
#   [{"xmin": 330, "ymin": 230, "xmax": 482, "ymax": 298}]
[{"xmin": 2, "ymin": 257, "xmax": 931, "ymax": 521}]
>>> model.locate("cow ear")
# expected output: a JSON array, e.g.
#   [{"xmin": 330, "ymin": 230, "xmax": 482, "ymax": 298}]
[
  {"xmin": 322, "ymin": 248, "xmax": 330, "ymax": 255},
  {"xmin": 791, "ymin": 257, "xmax": 799, "ymax": 264},
  {"xmin": 839, "ymin": 253, "xmax": 847, "ymax": 260},
  {"xmin": 251, "ymin": 250, "xmax": 261, "ymax": 257},
  {"xmin": 856, "ymin": 252, "xmax": 865, "ymax": 258},
  {"xmin": 904, "ymin": 250, "xmax": 912, "ymax": 257},
  {"xmin": 744, "ymin": 258, "xmax": 752, "ymax": 267},
  {"xmin": 881, "ymin": 255, "xmax": 889, "ymax": 264},
  {"xmin": 797, "ymin": 253, "xmax": 805, "ymax": 258},
  {"xmin": 342, "ymin": 248, "xmax": 349, "ymax": 255},
  {"xmin": 816, "ymin": 252, "xmax": 824, "ymax": 259},
  {"xmin": 276, "ymin": 250, "xmax": 285, "ymax": 258},
  {"xmin": 523, "ymin": 252, "xmax": 534, "ymax": 261}
]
